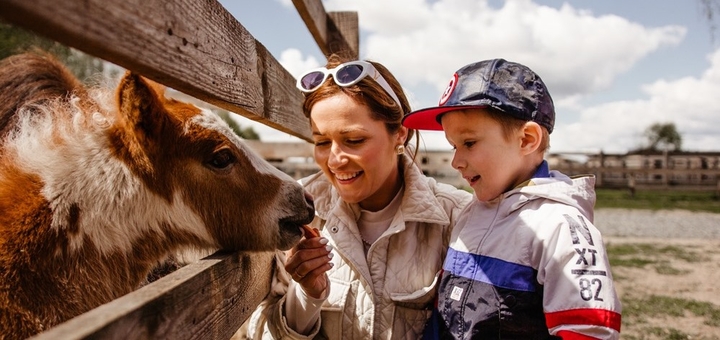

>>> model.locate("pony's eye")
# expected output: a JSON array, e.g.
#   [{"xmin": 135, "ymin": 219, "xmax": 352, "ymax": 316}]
[{"xmin": 208, "ymin": 149, "xmax": 235, "ymax": 170}]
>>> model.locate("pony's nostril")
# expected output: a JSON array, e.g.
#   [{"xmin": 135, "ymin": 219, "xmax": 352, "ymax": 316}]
[{"xmin": 304, "ymin": 191, "xmax": 314, "ymax": 205}]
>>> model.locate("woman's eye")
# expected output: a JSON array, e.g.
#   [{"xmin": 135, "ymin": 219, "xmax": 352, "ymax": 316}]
[
  {"xmin": 208, "ymin": 149, "xmax": 235, "ymax": 170},
  {"xmin": 463, "ymin": 141, "xmax": 476, "ymax": 149},
  {"xmin": 314, "ymin": 140, "xmax": 329, "ymax": 147},
  {"xmin": 346, "ymin": 138, "xmax": 364, "ymax": 145}
]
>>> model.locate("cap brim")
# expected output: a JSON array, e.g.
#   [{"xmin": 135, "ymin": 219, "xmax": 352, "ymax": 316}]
[{"xmin": 402, "ymin": 105, "xmax": 488, "ymax": 131}]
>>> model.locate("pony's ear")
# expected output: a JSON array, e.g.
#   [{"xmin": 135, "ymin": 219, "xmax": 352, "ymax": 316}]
[{"xmin": 115, "ymin": 71, "xmax": 167, "ymax": 136}]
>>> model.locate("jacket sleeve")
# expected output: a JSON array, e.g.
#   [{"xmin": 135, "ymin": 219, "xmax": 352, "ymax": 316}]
[
  {"xmin": 534, "ymin": 211, "xmax": 622, "ymax": 339},
  {"xmin": 239, "ymin": 251, "xmax": 323, "ymax": 340}
]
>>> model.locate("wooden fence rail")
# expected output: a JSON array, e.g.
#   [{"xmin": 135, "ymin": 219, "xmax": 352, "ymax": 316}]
[{"xmin": 0, "ymin": 0, "xmax": 357, "ymax": 338}]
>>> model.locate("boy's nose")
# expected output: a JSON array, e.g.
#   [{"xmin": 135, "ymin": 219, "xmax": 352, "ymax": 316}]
[{"xmin": 451, "ymin": 154, "xmax": 465, "ymax": 170}]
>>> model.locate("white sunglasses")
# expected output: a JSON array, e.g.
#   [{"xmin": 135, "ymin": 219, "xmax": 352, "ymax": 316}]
[{"xmin": 296, "ymin": 60, "xmax": 402, "ymax": 109}]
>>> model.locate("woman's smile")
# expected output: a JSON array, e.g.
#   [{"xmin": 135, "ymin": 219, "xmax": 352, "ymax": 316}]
[{"xmin": 333, "ymin": 170, "xmax": 363, "ymax": 182}]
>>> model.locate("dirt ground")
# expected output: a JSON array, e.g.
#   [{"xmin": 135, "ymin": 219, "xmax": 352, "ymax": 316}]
[{"xmin": 605, "ymin": 237, "xmax": 720, "ymax": 339}]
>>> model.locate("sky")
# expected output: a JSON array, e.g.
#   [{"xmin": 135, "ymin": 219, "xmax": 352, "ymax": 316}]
[{"xmin": 216, "ymin": 0, "xmax": 720, "ymax": 154}]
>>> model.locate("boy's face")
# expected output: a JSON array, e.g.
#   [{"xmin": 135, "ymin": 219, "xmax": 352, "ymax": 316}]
[{"xmin": 441, "ymin": 108, "xmax": 526, "ymax": 202}]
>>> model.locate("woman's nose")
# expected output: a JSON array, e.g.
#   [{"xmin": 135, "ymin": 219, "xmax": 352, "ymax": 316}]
[{"xmin": 327, "ymin": 143, "xmax": 348, "ymax": 168}]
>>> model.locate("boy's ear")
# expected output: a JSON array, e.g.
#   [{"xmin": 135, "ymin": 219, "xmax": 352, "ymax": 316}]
[{"xmin": 520, "ymin": 121, "xmax": 543, "ymax": 155}]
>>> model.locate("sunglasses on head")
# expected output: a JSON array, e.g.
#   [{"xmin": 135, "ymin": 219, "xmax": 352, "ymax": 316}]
[{"xmin": 296, "ymin": 60, "xmax": 402, "ymax": 109}]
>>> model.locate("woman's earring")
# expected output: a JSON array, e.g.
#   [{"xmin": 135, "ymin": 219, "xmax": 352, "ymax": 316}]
[{"xmin": 396, "ymin": 145, "xmax": 405, "ymax": 155}]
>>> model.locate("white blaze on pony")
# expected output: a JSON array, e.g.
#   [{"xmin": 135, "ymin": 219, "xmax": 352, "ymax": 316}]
[{"xmin": 0, "ymin": 52, "xmax": 314, "ymax": 338}]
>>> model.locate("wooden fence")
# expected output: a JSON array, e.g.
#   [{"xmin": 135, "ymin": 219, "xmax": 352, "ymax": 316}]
[{"xmin": 0, "ymin": 0, "xmax": 357, "ymax": 338}]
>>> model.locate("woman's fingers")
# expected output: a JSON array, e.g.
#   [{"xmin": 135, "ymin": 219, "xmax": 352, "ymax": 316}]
[
  {"xmin": 285, "ymin": 238, "xmax": 333, "ymax": 276},
  {"xmin": 295, "ymin": 262, "xmax": 334, "ymax": 298},
  {"xmin": 291, "ymin": 251, "xmax": 334, "ymax": 279},
  {"xmin": 285, "ymin": 237, "xmax": 334, "ymax": 297}
]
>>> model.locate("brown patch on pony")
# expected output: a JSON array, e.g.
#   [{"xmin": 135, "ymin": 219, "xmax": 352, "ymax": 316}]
[{"xmin": 0, "ymin": 52, "xmax": 314, "ymax": 338}]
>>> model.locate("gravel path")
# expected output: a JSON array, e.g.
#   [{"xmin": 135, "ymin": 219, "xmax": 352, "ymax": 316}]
[{"xmin": 594, "ymin": 208, "xmax": 720, "ymax": 239}]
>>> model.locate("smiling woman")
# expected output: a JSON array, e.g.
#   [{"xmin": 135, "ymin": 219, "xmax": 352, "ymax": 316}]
[{"xmin": 239, "ymin": 53, "xmax": 473, "ymax": 339}]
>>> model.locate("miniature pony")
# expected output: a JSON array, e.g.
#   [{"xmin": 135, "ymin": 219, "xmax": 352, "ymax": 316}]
[{"xmin": 0, "ymin": 52, "xmax": 314, "ymax": 338}]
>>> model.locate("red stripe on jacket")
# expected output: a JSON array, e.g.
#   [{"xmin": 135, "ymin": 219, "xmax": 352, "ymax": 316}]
[{"xmin": 545, "ymin": 308, "xmax": 621, "ymax": 332}]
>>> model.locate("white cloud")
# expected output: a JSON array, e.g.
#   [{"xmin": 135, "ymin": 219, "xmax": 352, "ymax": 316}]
[
  {"xmin": 275, "ymin": 0, "xmax": 293, "ymax": 8},
  {"xmin": 552, "ymin": 49, "xmax": 720, "ymax": 153},
  {"xmin": 268, "ymin": 0, "xmax": 715, "ymax": 154},
  {"xmin": 277, "ymin": 48, "xmax": 322, "ymax": 79},
  {"xmin": 325, "ymin": 0, "xmax": 685, "ymax": 104}
]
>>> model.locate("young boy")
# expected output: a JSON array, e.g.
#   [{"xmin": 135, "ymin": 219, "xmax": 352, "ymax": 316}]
[{"xmin": 402, "ymin": 59, "xmax": 621, "ymax": 339}]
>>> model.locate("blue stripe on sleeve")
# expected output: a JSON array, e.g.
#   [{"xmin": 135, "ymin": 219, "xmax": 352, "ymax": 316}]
[{"xmin": 443, "ymin": 247, "xmax": 537, "ymax": 292}]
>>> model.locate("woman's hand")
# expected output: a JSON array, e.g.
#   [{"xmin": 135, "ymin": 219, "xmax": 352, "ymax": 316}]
[{"xmin": 285, "ymin": 226, "xmax": 334, "ymax": 298}]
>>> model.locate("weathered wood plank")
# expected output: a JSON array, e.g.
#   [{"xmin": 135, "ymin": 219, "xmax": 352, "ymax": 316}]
[
  {"xmin": 30, "ymin": 251, "xmax": 276, "ymax": 340},
  {"xmin": 292, "ymin": 0, "xmax": 358, "ymax": 59},
  {"xmin": 327, "ymin": 12, "xmax": 359, "ymax": 59},
  {"xmin": 0, "ymin": 0, "xmax": 311, "ymax": 141},
  {"xmin": 291, "ymin": 0, "xmax": 328, "ymax": 55}
]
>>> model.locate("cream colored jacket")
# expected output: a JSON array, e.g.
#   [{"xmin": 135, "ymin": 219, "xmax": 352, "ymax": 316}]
[{"xmin": 241, "ymin": 155, "xmax": 472, "ymax": 339}]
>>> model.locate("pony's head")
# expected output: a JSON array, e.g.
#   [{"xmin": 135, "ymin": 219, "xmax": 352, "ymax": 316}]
[
  {"xmin": 104, "ymin": 72, "xmax": 315, "ymax": 251},
  {"xmin": 0, "ymin": 53, "xmax": 314, "ymax": 255},
  {"xmin": 0, "ymin": 52, "xmax": 314, "ymax": 337}
]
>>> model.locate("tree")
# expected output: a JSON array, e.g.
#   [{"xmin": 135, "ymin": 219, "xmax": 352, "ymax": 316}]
[
  {"xmin": 215, "ymin": 110, "xmax": 260, "ymax": 140},
  {"xmin": 644, "ymin": 122, "xmax": 682, "ymax": 152},
  {"xmin": 0, "ymin": 21, "xmax": 111, "ymax": 82}
]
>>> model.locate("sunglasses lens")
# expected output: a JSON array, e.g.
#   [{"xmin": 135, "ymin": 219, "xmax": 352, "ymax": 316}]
[
  {"xmin": 300, "ymin": 71, "xmax": 326, "ymax": 90},
  {"xmin": 335, "ymin": 64, "xmax": 364, "ymax": 85}
]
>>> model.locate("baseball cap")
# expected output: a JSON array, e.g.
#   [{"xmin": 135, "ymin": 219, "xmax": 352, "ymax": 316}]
[{"xmin": 402, "ymin": 58, "xmax": 555, "ymax": 133}]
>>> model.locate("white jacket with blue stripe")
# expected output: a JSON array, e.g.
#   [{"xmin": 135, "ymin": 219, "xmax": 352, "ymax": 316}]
[{"xmin": 434, "ymin": 169, "xmax": 622, "ymax": 339}]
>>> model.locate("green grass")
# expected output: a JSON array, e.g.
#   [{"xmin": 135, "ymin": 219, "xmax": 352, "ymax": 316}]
[
  {"xmin": 595, "ymin": 188, "xmax": 720, "ymax": 213},
  {"xmin": 606, "ymin": 242, "xmax": 720, "ymax": 338},
  {"xmin": 607, "ymin": 244, "xmax": 706, "ymax": 264},
  {"xmin": 607, "ymin": 243, "xmax": 705, "ymax": 275},
  {"xmin": 622, "ymin": 327, "xmax": 695, "ymax": 340},
  {"xmin": 622, "ymin": 295, "xmax": 720, "ymax": 328}
]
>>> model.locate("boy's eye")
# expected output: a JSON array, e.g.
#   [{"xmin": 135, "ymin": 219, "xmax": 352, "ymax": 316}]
[{"xmin": 463, "ymin": 141, "xmax": 476, "ymax": 148}]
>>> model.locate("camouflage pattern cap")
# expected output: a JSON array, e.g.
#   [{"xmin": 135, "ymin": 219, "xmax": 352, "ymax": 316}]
[{"xmin": 402, "ymin": 58, "xmax": 555, "ymax": 133}]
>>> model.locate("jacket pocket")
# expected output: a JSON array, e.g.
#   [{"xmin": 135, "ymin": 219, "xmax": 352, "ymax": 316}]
[
  {"xmin": 319, "ymin": 278, "xmax": 352, "ymax": 339},
  {"xmin": 389, "ymin": 271, "xmax": 440, "ymax": 339}
]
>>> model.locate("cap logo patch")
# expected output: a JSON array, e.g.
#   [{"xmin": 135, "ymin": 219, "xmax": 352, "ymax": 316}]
[{"xmin": 439, "ymin": 73, "xmax": 458, "ymax": 106}]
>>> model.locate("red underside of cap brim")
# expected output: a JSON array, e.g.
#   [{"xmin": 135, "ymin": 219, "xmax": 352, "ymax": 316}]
[{"xmin": 402, "ymin": 105, "xmax": 489, "ymax": 131}]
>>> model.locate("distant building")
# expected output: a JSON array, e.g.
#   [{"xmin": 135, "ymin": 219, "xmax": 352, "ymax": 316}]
[
  {"xmin": 550, "ymin": 150, "xmax": 720, "ymax": 190},
  {"xmin": 246, "ymin": 141, "xmax": 720, "ymax": 191},
  {"xmin": 244, "ymin": 140, "xmax": 318, "ymax": 179},
  {"xmin": 244, "ymin": 141, "xmax": 466, "ymax": 187},
  {"xmin": 415, "ymin": 149, "xmax": 465, "ymax": 188}
]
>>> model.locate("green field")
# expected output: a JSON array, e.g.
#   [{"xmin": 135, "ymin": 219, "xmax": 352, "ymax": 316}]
[{"xmin": 595, "ymin": 188, "xmax": 720, "ymax": 214}]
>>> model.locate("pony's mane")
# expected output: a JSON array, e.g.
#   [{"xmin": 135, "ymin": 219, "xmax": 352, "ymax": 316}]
[{"xmin": 2, "ymin": 83, "xmax": 214, "ymax": 255}]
